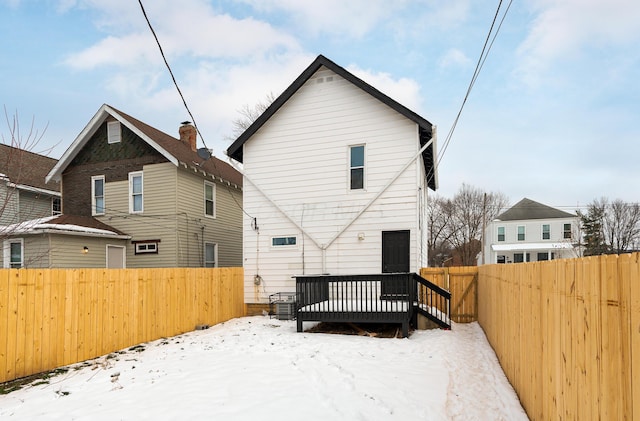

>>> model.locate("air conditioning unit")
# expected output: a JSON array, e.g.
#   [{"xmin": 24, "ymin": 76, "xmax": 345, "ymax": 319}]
[
  {"xmin": 269, "ymin": 292, "xmax": 297, "ymax": 320},
  {"xmin": 275, "ymin": 301, "xmax": 295, "ymax": 320}
]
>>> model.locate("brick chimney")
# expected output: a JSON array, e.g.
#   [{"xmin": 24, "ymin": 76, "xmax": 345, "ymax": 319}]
[{"xmin": 179, "ymin": 121, "xmax": 197, "ymax": 152}]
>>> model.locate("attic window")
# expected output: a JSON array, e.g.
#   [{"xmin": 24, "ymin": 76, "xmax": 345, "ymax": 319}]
[{"xmin": 107, "ymin": 121, "xmax": 121, "ymax": 144}]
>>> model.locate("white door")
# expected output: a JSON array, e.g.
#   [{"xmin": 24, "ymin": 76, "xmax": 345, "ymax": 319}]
[{"xmin": 106, "ymin": 245, "xmax": 126, "ymax": 268}]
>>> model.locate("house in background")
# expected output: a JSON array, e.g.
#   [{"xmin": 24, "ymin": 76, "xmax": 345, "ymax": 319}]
[
  {"xmin": 39, "ymin": 104, "xmax": 243, "ymax": 269},
  {"xmin": 0, "ymin": 144, "xmax": 61, "ymax": 225},
  {"xmin": 0, "ymin": 144, "xmax": 62, "ymax": 268},
  {"xmin": 227, "ymin": 55, "xmax": 438, "ymax": 311},
  {"xmin": 483, "ymin": 197, "xmax": 580, "ymax": 264},
  {"xmin": 1, "ymin": 214, "xmax": 129, "ymax": 268}
]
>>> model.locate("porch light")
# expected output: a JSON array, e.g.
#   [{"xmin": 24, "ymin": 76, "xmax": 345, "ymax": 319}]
[{"xmin": 83, "ymin": 246, "xmax": 89, "ymax": 254}]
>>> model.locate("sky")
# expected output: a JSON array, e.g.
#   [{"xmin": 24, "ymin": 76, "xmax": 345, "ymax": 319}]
[
  {"xmin": 0, "ymin": 316, "xmax": 529, "ymax": 420},
  {"xmin": 1, "ymin": 0, "xmax": 639, "ymax": 213}
]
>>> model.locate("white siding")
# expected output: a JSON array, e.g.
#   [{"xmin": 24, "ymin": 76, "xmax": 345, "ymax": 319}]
[{"xmin": 242, "ymin": 67, "xmax": 424, "ymax": 303}]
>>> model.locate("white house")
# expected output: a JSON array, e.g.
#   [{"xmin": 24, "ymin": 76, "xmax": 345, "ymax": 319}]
[
  {"xmin": 226, "ymin": 55, "xmax": 438, "ymax": 310},
  {"xmin": 483, "ymin": 198, "xmax": 580, "ymax": 264}
]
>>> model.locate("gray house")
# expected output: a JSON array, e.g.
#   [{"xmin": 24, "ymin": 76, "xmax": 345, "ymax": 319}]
[{"xmin": 1, "ymin": 145, "xmax": 62, "ymax": 268}]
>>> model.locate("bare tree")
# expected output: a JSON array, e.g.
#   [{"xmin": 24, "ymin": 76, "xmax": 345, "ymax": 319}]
[
  {"xmin": 1, "ymin": 108, "xmax": 59, "ymax": 267},
  {"xmin": 580, "ymin": 197, "xmax": 640, "ymax": 255},
  {"xmin": 427, "ymin": 195, "xmax": 455, "ymax": 266},
  {"xmin": 437, "ymin": 184, "xmax": 508, "ymax": 266},
  {"xmin": 226, "ymin": 92, "xmax": 276, "ymax": 141}
]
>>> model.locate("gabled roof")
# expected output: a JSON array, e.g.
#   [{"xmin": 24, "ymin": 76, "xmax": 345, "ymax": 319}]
[
  {"xmin": 0, "ymin": 144, "xmax": 59, "ymax": 193},
  {"xmin": 46, "ymin": 104, "xmax": 242, "ymax": 187},
  {"xmin": 496, "ymin": 198, "xmax": 576, "ymax": 221},
  {"xmin": 226, "ymin": 54, "xmax": 437, "ymax": 190},
  {"xmin": 0, "ymin": 214, "xmax": 129, "ymax": 238}
]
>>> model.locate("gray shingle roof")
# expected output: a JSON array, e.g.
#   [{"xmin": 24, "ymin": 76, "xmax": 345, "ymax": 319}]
[{"xmin": 496, "ymin": 198, "xmax": 576, "ymax": 221}]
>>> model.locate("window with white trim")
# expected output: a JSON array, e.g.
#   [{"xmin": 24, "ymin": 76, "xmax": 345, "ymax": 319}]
[
  {"xmin": 349, "ymin": 145, "xmax": 365, "ymax": 190},
  {"xmin": 517, "ymin": 225, "xmax": 525, "ymax": 241},
  {"xmin": 272, "ymin": 236, "xmax": 297, "ymax": 247},
  {"xmin": 204, "ymin": 181, "xmax": 216, "ymax": 218},
  {"xmin": 563, "ymin": 223, "xmax": 572, "ymax": 239},
  {"xmin": 3, "ymin": 239, "xmax": 23, "ymax": 268},
  {"xmin": 204, "ymin": 243, "xmax": 217, "ymax": 267},
  {"xmin": 542, "ymin": 224, "xmax": 550, "ymax": 240},
  {"xmin": 129, "ymin": 172, "xmax": 143, "ymax": 213},
  {"xmin": 497, "ymin": 226, "xmax": 505, "ymax": 242},
  {"xmin": 91, "ymin": 175, "xmax": 105, "ymax": 216},
  {"xmin": 107, "ymin": 121, "xmax": 121, "ymax": 144},
  {"xmin": 134, "ymin": 241, "xmax": 159, "ymax": 254}
]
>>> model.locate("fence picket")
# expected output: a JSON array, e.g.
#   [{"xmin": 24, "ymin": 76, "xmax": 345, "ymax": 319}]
[{"xmin": 0, "ymin": 267, "xmax": 244, "ymax": 383}]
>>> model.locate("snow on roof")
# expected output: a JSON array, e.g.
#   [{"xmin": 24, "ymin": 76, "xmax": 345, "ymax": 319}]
[{"xmin": 0, "ymin": 215, "xmax": 125, "ymax": 237}]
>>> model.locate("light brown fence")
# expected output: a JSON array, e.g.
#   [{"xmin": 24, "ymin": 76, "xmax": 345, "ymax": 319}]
[
  {"xmin": 0, "ymin": 267, "xmax": 244, "ymax": 384},
  {"xmin": 421, "ymin": 267, "xmax": 478, "ymax": 323},
  {"xmin": 478, "ymin": 254, "xmax": 640, "ymax": 421}
]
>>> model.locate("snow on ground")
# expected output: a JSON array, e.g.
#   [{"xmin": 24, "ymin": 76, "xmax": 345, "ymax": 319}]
[{"xmin": 0, "ymin": 317, "xmax": 528, "ymax": 420}]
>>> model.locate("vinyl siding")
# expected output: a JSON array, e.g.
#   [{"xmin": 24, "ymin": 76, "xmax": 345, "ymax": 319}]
[
  {"xmin": 93, "ymin": 161, "xmax": 242, "ymax": 268},
  {"xmin": 176, "ymin": 168, "xmax": 243, "ymax": 267},
  {"xmin": 241, "ymin": 67, "xmax": 423, "ymax": 303},
  {"xmin": 96, "ymin": 162, "xmax": 180, "ymax": 267}
]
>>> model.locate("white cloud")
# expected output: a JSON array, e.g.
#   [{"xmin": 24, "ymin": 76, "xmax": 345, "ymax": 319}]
[
  {"xmin": 517, "ymin": 0, "xmax": 640, "ymax": 84},
  {"xmin": 438, "ymin": 48, "xmax": 472, "ymax": 69},
  {"xmin": 238, "ymin": 0, "xmax": 408, "ymax": 38},
  {"xmin": 347, "ymin": 64, "xmax": 423, "ymax": 112},
  {"xmin": 63, "ymin": 2, "xmax": 300, "ymax": 70}
]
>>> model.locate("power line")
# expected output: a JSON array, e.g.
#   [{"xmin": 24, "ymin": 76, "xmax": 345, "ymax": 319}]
[
  {"xmin": 434, "ymin": 0, "xmax": 513, "ymax": 172},
  {"xmin": 137, "ymin": 0, "xmax": 254, "ymax": 220}
]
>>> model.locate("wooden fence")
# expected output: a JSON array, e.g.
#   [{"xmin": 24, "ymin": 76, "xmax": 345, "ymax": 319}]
[
  {"xmin": 478, "ymin": 254, "xmax": 640, "ymax": 421},
  {"xmin": 420, "ymin": 267, "xmax": 478, "ymax": 323},
  {"xmin": 0, "ymin": 267, "xmax": 244, "ymax": 384}
]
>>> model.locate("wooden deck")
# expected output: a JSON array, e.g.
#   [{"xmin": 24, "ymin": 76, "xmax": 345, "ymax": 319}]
[{"xmin": 295, "ymin": 273, "xmax": 451, "ymax": 337}]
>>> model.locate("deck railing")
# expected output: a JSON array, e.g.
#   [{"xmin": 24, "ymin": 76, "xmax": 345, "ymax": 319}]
[{"xmin": 295, "ymin": 272, "xmax": 450, "ymax": 336}]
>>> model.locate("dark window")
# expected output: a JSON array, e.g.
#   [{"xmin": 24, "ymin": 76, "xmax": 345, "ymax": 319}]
[
  {"xmin": 350, "ymin": 145, "xmax": 364, "ymax": 190},
  {"xmin": 563, "ymin": 223, "xmax": 572, "ymax": 239},
  {"xmin": 538, "ymin": 252, "xmax": 549, "ymax": 261},
  {"xmin": 542, "ymin": 224, "xmax": 550, "ymax": 240},
  {"xmin": 517, "ymin": 226, "xmax": 525, "ymax": 241},
  {"xmin": 272, "ymin": 237, "xmax": 297, "ymax": 246}
]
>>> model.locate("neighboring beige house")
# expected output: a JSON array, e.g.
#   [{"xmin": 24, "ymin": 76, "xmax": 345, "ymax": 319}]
[
  {"xmin": 483, "ymin": 197, "xmax": 580, "ymax": 264},
  {"xmin": 0, "ymin": 144, "xmax": 62, "ymax": 268},
  {"xmin": 32, "ymin": 104, "xmax": 243, "ymax": 269},
  {"xmin": 226, "ymin": 55, "xmax": 438, "ymax": 308}
]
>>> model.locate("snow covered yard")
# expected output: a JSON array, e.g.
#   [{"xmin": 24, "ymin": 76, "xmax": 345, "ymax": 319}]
[{"xmin": 0, "ymin": 317, "xmax": 528, "ymax": 420}]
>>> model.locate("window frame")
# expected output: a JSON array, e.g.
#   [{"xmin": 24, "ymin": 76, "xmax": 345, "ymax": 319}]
[
  {"xmin": 349, "ymin": 144, "xmax": 365, "ymax": 191},
  {"xmin": 517, "ymin": 225, "xmax": 525, "ymax": 241},
  {"xmin": 271, "ymin": 236, "xmax": 297, "ymax": 247},
  {"xmin": 133, "ymin": 240, "xmax": 160, "ymax": 255},
  {"xmin": 3, "ymin": 238, "xmax": 24, "ymax": 268},
  {"xmin": 91, "ymin": 175, "xmax": 105, "ymax": 216},
  {"xmin": 129, "ymin": 171, "xmax": 143, "ymax": 214},
  {"xmin": 204, "ymin": 181, "xmax": 216, "ymax": 218},
  {"xmin": 563, "ymin": 223, "xmax": 572, "ymax": 239},
  {"xmin": 497, "ymin": 226, "xmax": 505, "ymax": 242},
  {"xmin": 107, "ymin": 121, "xmax": 121, "ymax": 144},
  {"xmin": 542, "ymin": 224, "xmax": 550, "ymax": 240},
  {"xmin": 204, "ymin": 242, "xmax": 217, "ymax": 268}
]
